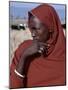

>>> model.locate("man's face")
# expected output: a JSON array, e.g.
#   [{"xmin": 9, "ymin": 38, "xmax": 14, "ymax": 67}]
[{"xmin": 28, "ymin": 16, "xmax": 50, "ymax": 43}]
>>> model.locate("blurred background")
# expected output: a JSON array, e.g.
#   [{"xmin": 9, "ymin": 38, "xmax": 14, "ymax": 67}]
[{"xmin": 9, "ymin": 1, "xmax": 66, "ymax": 64}]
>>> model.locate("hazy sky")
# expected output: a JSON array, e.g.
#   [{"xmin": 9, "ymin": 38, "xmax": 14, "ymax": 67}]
[{"xmin": 9, "ymin": 1, "xmax": 66, "ymax": 23}]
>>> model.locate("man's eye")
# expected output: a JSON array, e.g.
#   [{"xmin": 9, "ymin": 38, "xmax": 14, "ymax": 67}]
[
  {"xmin": 32, "ymin": 27, "xmax": 36, "ymax": 30},
  {"xmin": 30, "ymin": 26, "xmax": 40, "ymax": 30}
]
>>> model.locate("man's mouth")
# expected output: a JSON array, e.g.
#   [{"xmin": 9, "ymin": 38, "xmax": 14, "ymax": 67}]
[{"xmin": 33, "ymin": 36, "xmax": 39, "ymax": 40}]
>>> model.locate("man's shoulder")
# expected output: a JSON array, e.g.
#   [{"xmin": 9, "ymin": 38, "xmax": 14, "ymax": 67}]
[
  {"xmin": 19, "ymin": 39, "xmax": 32, "ymax": 48},
  {"xmin": 15, "ymin": 39, "xmax": 33, "ymax": 58},
  {"xmin": 17, "ymin": 39, "xmax": 33, "ymax": 52}
]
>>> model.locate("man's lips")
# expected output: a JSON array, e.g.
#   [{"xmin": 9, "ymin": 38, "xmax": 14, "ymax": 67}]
[{"xmin": 33, "ymin": 36, "xmax": 39, "ymax": 40}]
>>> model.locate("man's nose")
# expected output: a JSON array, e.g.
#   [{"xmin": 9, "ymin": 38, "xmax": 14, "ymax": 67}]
[{"xmin": 31, "ymin": 31, "xmax": 36, "ymax": 37}]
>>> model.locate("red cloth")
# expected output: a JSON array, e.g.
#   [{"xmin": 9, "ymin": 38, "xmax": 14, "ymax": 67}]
[{"xmin": 10, "ymin": 4, "xmax": 66, "ymax": 89}]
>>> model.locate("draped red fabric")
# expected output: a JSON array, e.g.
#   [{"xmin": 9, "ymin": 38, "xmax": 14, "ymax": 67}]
[
  {"xmin": 29, "ymin": 4, "xmax": 65, "ymax": 57},
  {"xmin": 10, "ymin": 4, "xmax": 66, "ymax": 89}
]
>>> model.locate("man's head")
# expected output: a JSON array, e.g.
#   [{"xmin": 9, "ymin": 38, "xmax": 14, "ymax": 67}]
[{"xmin": 28, "ymin": 14, "xmax": 50, "ymax": 43}]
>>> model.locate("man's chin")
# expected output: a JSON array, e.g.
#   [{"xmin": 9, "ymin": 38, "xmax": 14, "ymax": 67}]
[{"xmin": 33, "ymin": 38, "xmax": 44, "ymax": 43}]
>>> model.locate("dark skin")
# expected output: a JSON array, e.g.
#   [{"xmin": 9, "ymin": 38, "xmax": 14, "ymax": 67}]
[
  {"xmin": 16, "ymin": 16, "xmax": 50, "ymax": 76},
  {"xmin": 29, "ymin": 16, "xmax": 50, "ymax": 42}
]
